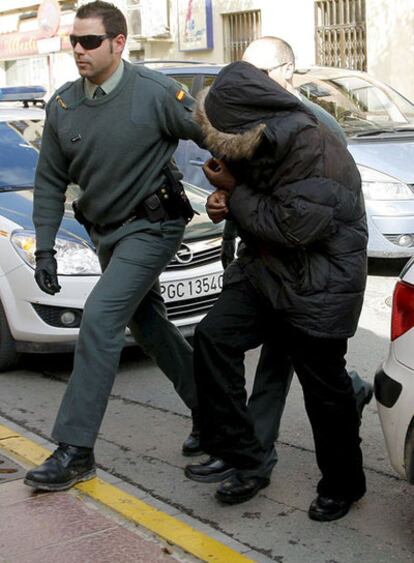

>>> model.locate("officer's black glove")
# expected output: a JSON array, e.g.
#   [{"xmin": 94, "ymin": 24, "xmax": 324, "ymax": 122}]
[
  {"xmin": 221, "ymin": 237, "xmax": 236, "ymax": 270},
  {"xmin": 34, "ymin": 250, "xmax": 61, "ymax": 295}
]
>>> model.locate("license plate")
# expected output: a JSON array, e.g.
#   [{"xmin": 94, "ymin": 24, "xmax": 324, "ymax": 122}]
[{"xmin": 161, "ymin": 272, "xmax": 223, "ymax": 302}]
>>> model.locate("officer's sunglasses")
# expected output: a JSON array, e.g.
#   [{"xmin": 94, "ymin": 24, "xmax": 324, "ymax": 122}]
[{"xmin": 69, "ymin": 34, "xmax": 114, "ymax": 50}]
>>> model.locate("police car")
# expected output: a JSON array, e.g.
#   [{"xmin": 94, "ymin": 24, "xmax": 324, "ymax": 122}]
[{"xmin": 0, "ymin": 86, "xmax": 223, "ymax": 370}]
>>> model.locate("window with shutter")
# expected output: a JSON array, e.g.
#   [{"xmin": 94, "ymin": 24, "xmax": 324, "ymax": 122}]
[{"xmin": 222, "ymin": 10, "xmax": 261, "ymax": 63}]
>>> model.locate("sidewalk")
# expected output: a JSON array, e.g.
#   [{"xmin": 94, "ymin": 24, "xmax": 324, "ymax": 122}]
[
  {"xmin": 0, "ymin": 421, "xmax": 255, "ymax": 563},
  {"xmin": 0, "ymin": 474, "xmax": 187, "ymax": 563}
]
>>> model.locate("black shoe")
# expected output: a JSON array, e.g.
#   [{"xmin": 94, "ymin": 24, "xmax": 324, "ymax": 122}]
[
  {"xmin": 185, "ymin": 457, "xmax": 236, "ymax": 483},
  {"xmin": 182, "ymin": 431, "xmax": 202, "ymax": 456},
  {"xmin": 215, "ymin": 473, "xmax": 270, "ymax": 505},
  {"xmin": 24, "ymin": 443, "xmax": 96, "ymax": 492},
  {"xmin": 182, "ymin": 408, "xmax": 203, "ymax": 456},
  {"xmin": 308, "ymin": 495, "xmax": 354, "ymax": 522}
]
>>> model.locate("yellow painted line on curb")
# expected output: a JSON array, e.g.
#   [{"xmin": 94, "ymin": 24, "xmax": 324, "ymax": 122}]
[
  {"xmin": 0, "ymin": 424, "xmax": 253, "ymax": 563},
  {"xmin": 0, "ymin": 426, "xmax": 19, "ymax": 440},
  {"xmin": 77, "ymin": 478, "xmax": 253, "ymax": 563}
]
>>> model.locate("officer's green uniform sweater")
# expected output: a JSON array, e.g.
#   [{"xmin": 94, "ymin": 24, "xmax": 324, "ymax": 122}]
[{"xmin": 33, "ymin": 61, "xmax": 203, "ymax": 251}]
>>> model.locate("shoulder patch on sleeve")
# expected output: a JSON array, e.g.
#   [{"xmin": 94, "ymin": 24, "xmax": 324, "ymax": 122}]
[
  {"xmin": 48, "ymin": 81, "xmax": 74, "ymax": 110},
  {"xmin": 55, "ymin": 95, "xmax": 68, "ymax": 109},
  {"xmin": 173, "ymin": 85, "xmax": 194, "ymax": 111},
  {"xmin": 164, "ymin": 79, "xmax": 194, "ymax": 111},
  {"xmin": 175, "ymin": 89, "xmax": 186, "ymax": 102}
]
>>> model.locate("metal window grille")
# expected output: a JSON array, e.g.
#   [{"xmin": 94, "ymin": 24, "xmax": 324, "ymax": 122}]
[
  {"xmin": 315, "ymin": 0, "xmax": 367, "ymax": 70},
  {"xmin": 223, "ymin": 10, "xmax": 261, "ymax": 63}
]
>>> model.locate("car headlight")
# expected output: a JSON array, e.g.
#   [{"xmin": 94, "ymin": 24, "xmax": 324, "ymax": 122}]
[
  {"xmin": 11, "ymin": 230, "xmax": 101, "ymax": 275},
  {"xmin": 358, "ymin": 165, "xmax": 414, "ymax": 200}
]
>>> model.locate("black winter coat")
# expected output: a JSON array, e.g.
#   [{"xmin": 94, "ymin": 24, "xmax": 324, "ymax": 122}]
[{"xmin": 195, "ymin": 61, "xmax": 368, "ymax": 338}]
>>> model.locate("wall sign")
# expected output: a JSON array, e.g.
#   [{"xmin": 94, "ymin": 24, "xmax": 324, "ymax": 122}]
[
  {"xmin": 38, "ymin": 0, "xmax": 61, "ymax": 38},
  {"xmin": 178, "ymin": 0, "xmax": 213, "ymax": 51}
]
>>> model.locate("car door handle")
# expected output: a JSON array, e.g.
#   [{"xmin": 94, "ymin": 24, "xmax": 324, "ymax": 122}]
[{"xmin": 189, "ymin": 159, "xmax": 205, "ymax": 166}]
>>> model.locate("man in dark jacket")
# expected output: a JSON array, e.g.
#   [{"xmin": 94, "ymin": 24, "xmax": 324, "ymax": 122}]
[
  {"xmin": 188, "ymin": 60, "xmax": 368, "ymax": 522},
  {"xmin": 185, "ymin": 36, "xmax": 372, "ymax": 486}
]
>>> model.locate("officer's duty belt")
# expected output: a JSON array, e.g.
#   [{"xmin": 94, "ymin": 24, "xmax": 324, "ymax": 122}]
[{"xmin": 93, "ymin": 188, "xmax": 179, "ymax": 234}]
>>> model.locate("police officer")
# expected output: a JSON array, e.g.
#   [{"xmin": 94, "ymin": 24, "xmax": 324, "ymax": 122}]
[{"xmin": 24, "ymin": 1, "xmax": 203, "ymax": 492}]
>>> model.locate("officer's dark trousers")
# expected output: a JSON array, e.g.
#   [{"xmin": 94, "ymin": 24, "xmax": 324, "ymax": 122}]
[
  {"xmin": 194, "ymin": 276, "xmax": 366, "ymax": 501},
  {"xmin": 52, "ymin": 217, "xmax": 196, "ymax": 448}
]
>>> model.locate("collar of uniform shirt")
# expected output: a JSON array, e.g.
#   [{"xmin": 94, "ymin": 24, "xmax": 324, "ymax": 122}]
[{"xmin": 84, "ymin": 59, "xmax": 125, "ymax": 99}]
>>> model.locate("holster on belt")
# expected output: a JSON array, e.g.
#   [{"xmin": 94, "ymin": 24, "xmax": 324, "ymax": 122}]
[
  {"xmin": 142, "ymin": 193, "xmax": 169, "ymax": 222},
  {"xmin": 72, "ymin": 167, "xmax": 198, "ymax": 234},
  {"xmin": 73, "ymin": 195, "xmax": 167, "ymax": 234},
  {"xmin": 161, "ymin": 164, "xmax": 199, "ymax": 224}
]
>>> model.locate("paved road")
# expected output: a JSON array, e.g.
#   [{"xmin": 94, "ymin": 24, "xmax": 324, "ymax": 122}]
[{"xmin": 0, "ymin": 261, "xmax": 413, "ymax": 562}]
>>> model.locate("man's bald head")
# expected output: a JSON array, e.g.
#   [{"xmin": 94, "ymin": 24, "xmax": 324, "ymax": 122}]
[
  {"xmin": 242, "ymin": 36, "xmax": 295, "ymax": 70},
  {"xmin": 242, "ymin": 36, "xmax": 296, "ymax": 93}
]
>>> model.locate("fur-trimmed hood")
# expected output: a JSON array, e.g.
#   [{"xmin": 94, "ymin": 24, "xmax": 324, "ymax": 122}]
[
  {"xmin": 194, "ymin": 61, "xmax": 315, "ymax": 160},
  {"xmin": 195, "ymin": 87, "xmax": 266, "ymax": 160}
]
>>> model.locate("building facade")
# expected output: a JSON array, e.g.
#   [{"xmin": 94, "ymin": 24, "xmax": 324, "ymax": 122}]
[
  {"xmin": 0, "ymin": 0, "xmax": 413, "ymax": 102},
  {"xmin": 0, "ymin": 1, "xmax": 78, "ymax": 93}
]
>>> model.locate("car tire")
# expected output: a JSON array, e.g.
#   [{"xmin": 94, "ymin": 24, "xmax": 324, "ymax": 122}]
[{"xmin": 0, "ymin": 301, "xmax": 19, "ymax": 371}]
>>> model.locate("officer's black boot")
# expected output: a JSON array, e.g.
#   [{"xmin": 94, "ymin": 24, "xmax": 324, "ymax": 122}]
[
  {"xmin": 182, "ymin": 408, "xmax": 203, "ymax": 456},
  {"xmin": 24, "ymin": 443, "xmax": 96, "ymax": 491}
]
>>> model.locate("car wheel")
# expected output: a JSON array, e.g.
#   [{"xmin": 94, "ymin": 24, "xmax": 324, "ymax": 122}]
[{"xmin": 0, "ymin": 301, "xmax": 19, "ymax": 371}]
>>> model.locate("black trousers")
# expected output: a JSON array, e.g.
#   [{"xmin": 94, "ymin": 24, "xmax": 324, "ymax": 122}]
[{"xmin": 194, "ymin": 275, "xmax": 366, "ymax": 501}]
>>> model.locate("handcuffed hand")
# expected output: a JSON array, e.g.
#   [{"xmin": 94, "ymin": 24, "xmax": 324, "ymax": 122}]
[
  {"xmin": 205, "ymin": 190, "xmax": 229, "ymax": 224},
  {"xmin": 34, "ymin": 250, "xmax": 61, "ymax": 295},
  {"xmin": 202, "ymin": 158, "xmax": 237, "ymax": 192}
]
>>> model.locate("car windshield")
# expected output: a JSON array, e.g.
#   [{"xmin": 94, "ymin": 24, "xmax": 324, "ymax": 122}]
[
  {"xmin": 296, "ymin": 74, "xmax": 414, "ymax": 137},
  {"xmin": 0, "ymin": 119, "xmax": 43, "ymax": 190}
]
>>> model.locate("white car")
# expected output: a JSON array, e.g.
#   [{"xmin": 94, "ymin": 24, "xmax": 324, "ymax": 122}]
[
  {"xmin": 375, "ymin": 257, "xmax": 414, "ymax": 483},
  {"xmin": 0, "ymin": 87, "xmax": 223, "ymax": 371}
]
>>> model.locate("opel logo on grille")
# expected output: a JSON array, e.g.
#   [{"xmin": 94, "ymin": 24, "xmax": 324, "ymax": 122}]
[{"xmin": 175, "ymin": 243, "xmax": 193, "ymax": 264}]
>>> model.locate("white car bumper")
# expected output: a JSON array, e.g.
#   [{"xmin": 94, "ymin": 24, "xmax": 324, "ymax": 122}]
[
  {"xmin": 0, "ymin": 263, "xmax": 97, "ymax": 351},
  {"xmin": 375, "ymin": 347, "xmax": 414, "ymax": 482},
  {"xmin": 0, "ymin": 258, "xmax": 223, "ymax": 352}
]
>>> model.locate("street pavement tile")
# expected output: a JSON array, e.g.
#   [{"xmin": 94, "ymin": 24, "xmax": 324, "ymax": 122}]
[
  {"xmin": 0, "ymin": 480, "xmax": 34, "ymax": 506},
  {"xmin": 9, "ymin": 527, "xmax": 179, "ymax": 563},
  {"xmin": 0, "ymin": 452, "xmax": 26, "ymax": 483},
  {"xmin": 0, "ymin": 491, "xmax": 115, "ymax": 557}
]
